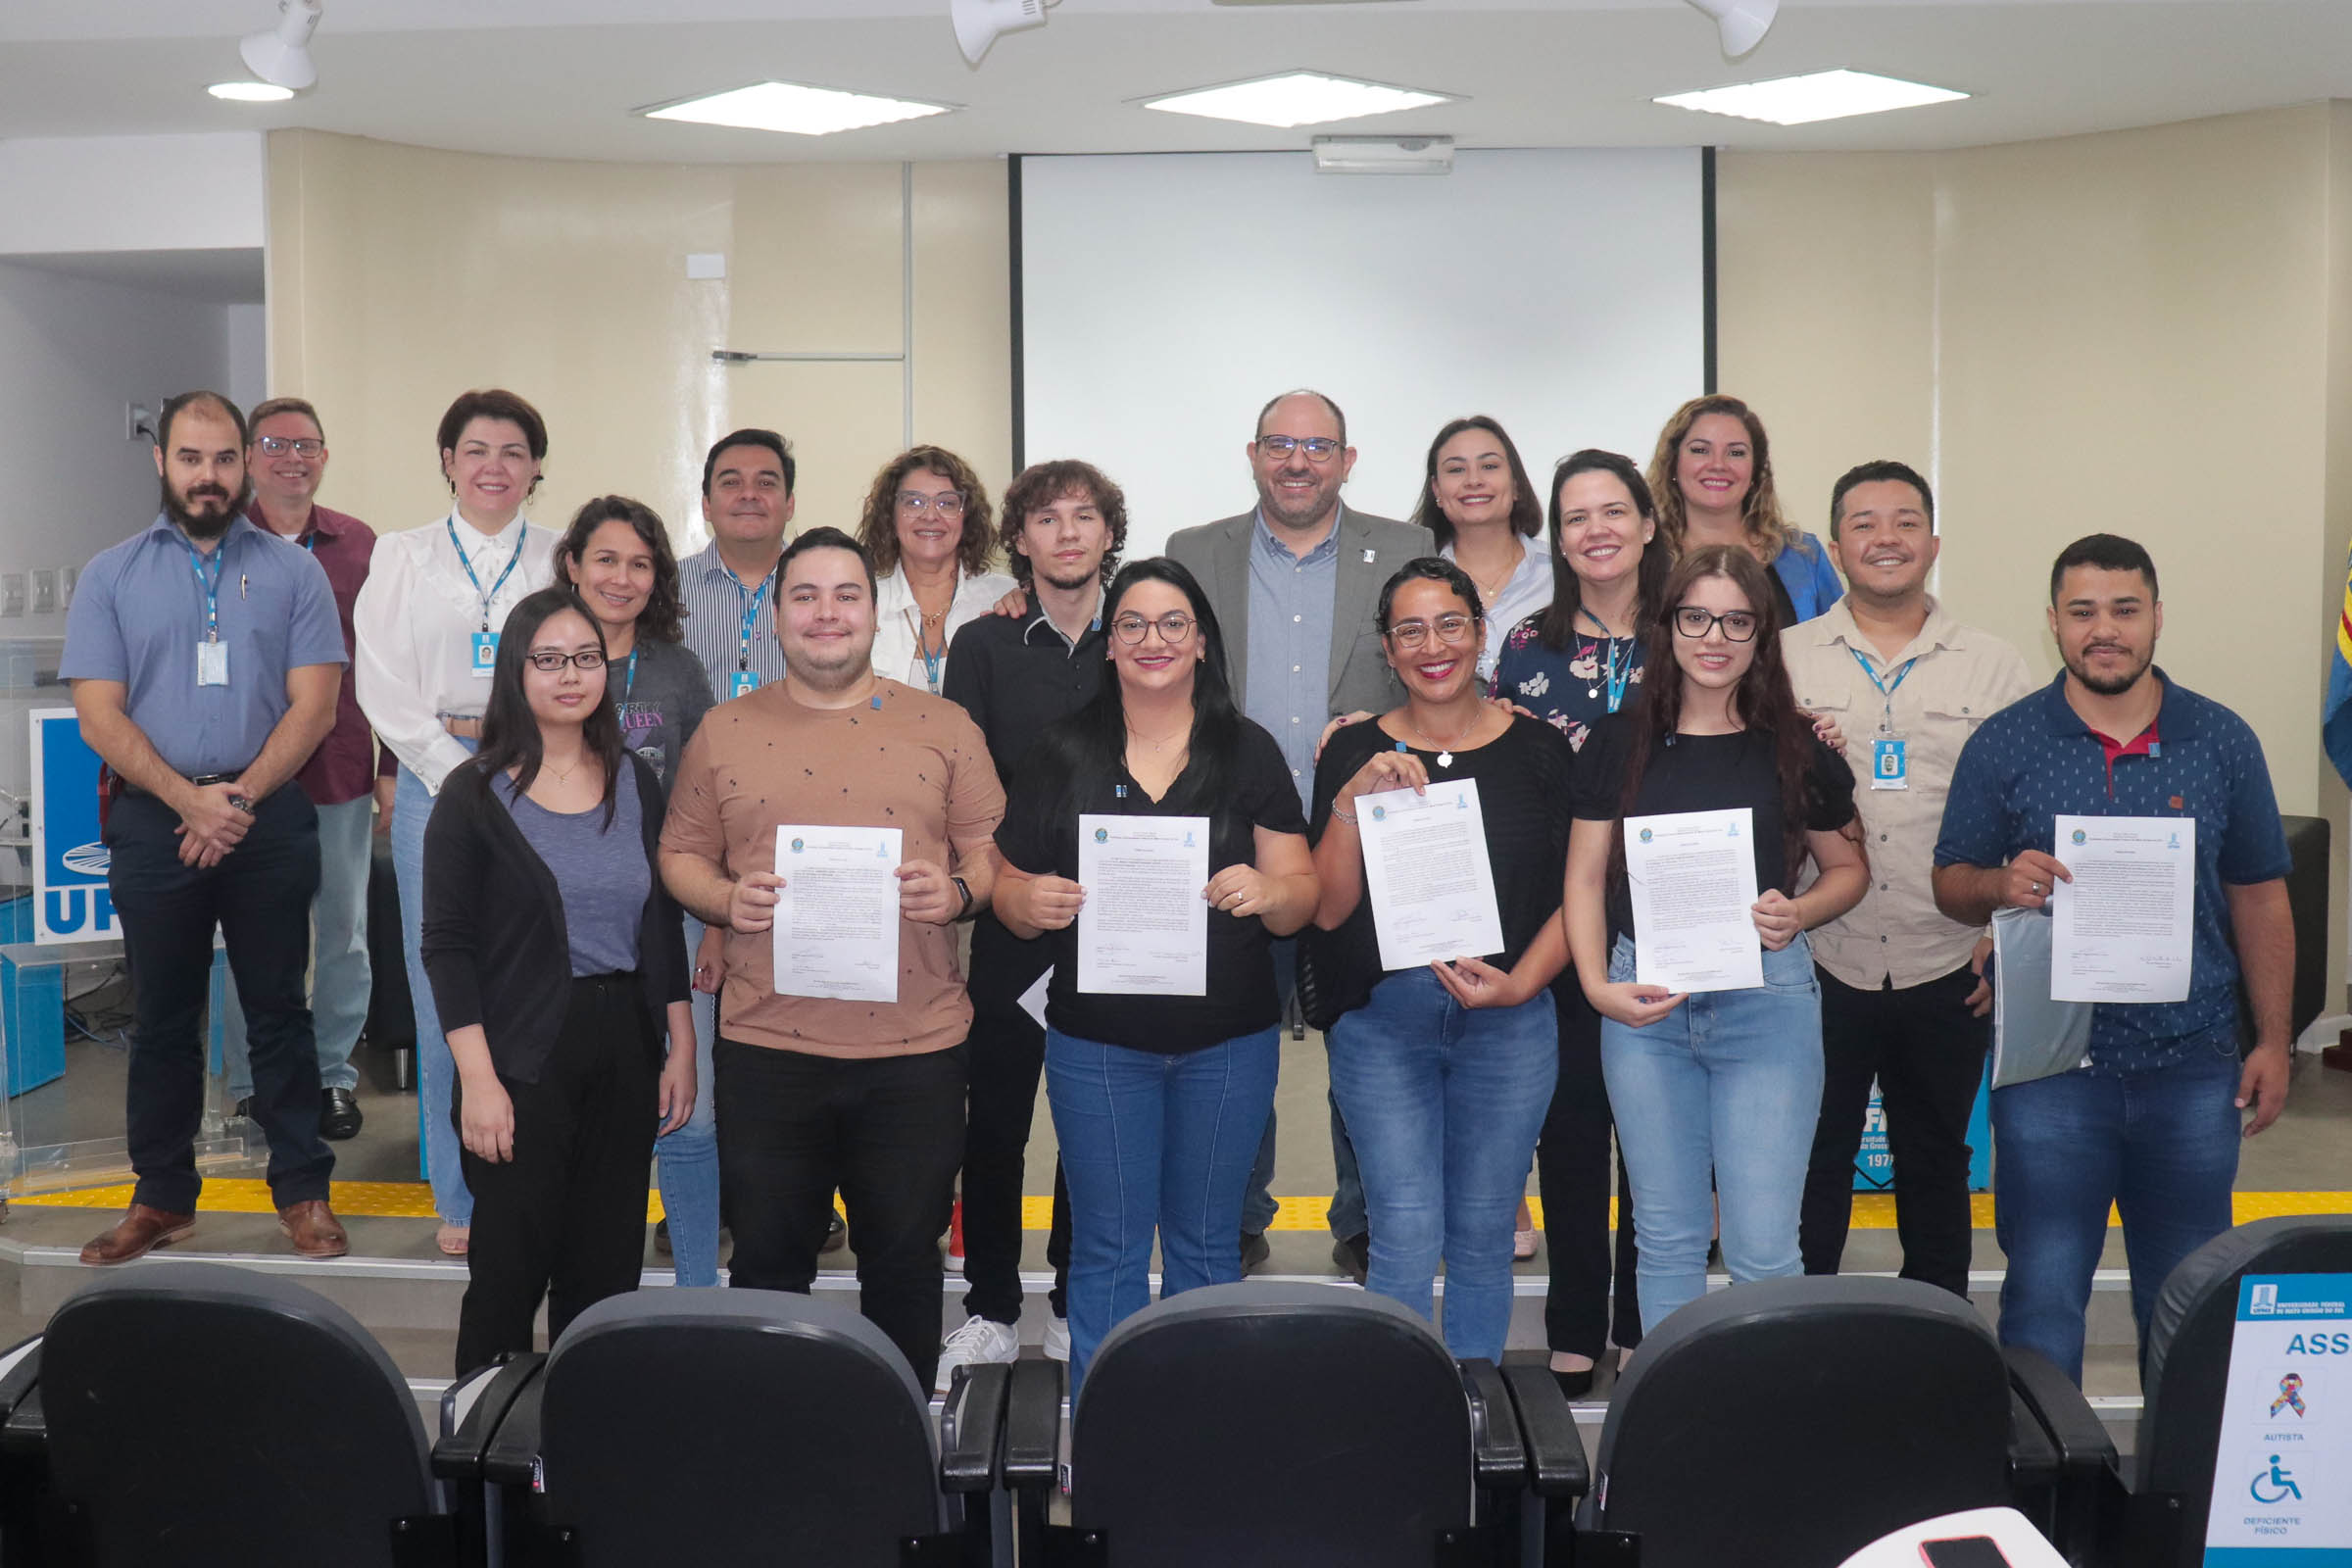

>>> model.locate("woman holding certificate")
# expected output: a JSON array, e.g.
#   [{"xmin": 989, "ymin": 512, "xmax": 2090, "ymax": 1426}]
[
  {"xmin": 1306, "ymin": 558, "xmax": 1574, "ymax": 1363},
  {"xmin": 1563, "ymin": 546, "xmax": 1867, "ymax": 1336},
  {"xmin": 993, "ymin": 559, "xmax": 1317, "ymax": 1391}
]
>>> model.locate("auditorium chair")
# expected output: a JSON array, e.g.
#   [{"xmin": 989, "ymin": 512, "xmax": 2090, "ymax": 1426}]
[
  {"xmin": 0, "ymin": 1259, "xmax": 457, "ymax": 1567},
  {"xmin": 2005, "ymin": 1215, "xmax": 2352, "ymax": 1568},
  {"xmin": 1568, "ymin": 1277, "xmax": 2021, "ymax": 1567},
  {"xmin": 432, "ymin": 1288, "xmax": 1007, "ymax": 1567},
  {"xmin": 998, "ymin": 1281, "xmax": 1588, "ymax": 1567}
]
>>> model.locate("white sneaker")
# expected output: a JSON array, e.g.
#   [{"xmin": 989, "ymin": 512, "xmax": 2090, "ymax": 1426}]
[
  {"xmin": 1043, "ymin": 1315, "xmax": 1071, "ymax": 1363},
  {"xmin": 935, "ymin": 1315, "xmax": 1020, "ymax": 1393}
]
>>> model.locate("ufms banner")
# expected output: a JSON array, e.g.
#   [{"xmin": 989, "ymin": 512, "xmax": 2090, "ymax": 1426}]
[{"xmin": 29, "ymin": 709, "xmax": 113, "ymax": 944}]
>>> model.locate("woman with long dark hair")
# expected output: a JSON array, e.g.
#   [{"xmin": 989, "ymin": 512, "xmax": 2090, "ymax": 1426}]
[
  {"xmin": 1562, "ymin": 547, "xmax": 1867, "ymax": 1336},
  {"xmin": 1306, "ymin": 558, "xmax": 1572, "ymax": 1363},
  {"xmin": 421, "ymin": 587, "xmax": 695, "ymax": 1374},
  {"xmin": 553, "ymin": 496, "xmax": 721, "ymax": 1287},
  {"xmin": 993, "ymin": 558, "xmax": 1318, "ymax": 1390},
  {"xmin": 1410, "ymin": 416, "xmax": 1548, "ymax": 686}
]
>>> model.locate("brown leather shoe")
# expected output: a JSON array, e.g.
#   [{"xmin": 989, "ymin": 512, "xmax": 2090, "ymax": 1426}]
[
  {"xmin": 277, "ymin": 1200, "xmax": 349, "ymax": 1259},
  {"xmin": 79, "ymin": 1203, "xmax": 196, "ymax": 1266}
]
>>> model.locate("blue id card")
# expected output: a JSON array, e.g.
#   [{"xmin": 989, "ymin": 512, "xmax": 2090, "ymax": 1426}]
[
  {"xmin": 731, "ymin": 670, "xmax": 761, "ymax": 698},
  {"xmin": 470, "ymin": 631, "xmax": 498, "ymax": 677},
  {"xmin": 1870, "ymin": 737, "xmax": 1908, "ymax": 790}
]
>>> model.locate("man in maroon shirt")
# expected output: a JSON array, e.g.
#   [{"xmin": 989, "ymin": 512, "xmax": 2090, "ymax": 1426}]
[{"xmin": 220, "ymin": 397, "xmax": 391, "ymax": 1140}]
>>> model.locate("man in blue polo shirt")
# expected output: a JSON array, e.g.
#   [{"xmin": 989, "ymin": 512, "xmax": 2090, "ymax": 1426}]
[
  {"xmin": 64, "ymin": 390, "xmax": 351, "ymax": 1265},
  {"xmin": 1932, "ymin": 533, "xmax": 2293, "ymax": 1384}
]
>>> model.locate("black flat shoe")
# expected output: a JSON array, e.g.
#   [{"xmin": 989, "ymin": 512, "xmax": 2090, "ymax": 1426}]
[
  {"xmin": 1240, "ymin": 1230, "xmax": 1271, "ymax": 1276},
  {"xmin": 1332, "ymin": 1232, "xmax": 1370, "ymax": 1287},
  {"xmin": 1551, "ymin": 1365, "xmax": 1597, "ymax": 1399},
  {"xmin": 319, "ymin": 1088, "xmax": 364, "ymax": 1141}
]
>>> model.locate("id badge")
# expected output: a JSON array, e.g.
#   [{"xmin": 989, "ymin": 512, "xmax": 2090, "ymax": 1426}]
[
  {"xmin": 196, "ymin": 640, "xmax": 228, "ymax": 687},
  {"xmin": 1870, "ymin": 736, "xmax": 1908, "ymax": 790},
  {"xmin": 730, "ymin": 669, "xmax": 761, "ymax": 698},
  {"xmin": 470, "ymin": 631, "xmax": 498, "ymax": 677}
]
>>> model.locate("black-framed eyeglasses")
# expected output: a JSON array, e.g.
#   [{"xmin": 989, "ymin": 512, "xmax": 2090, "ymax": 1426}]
[
  {"xmin": 1110, "ymin": 612, "xmax": 1197, "ymax": 646},
  {"xmin": 1256, "ymin": 435, "xmax": 1343, "ymax": 462},
  {"xmin": 896, "ymin": 491, "xmax": 966, "ymax": 515},
  {"xmin": 256, "ymin": 436, "xmax": 324, "ymax": 458},
  {"xmin": 1672, "ymin": 607, "xmax": 1759, "ymax": 643},
  {"xmin": 1385, "ymin": 612, "xmax": 1479, "ymax": 652},
  {"xmin": 526, "ymin": 649, "xmax": 607, "ymax": 672}
]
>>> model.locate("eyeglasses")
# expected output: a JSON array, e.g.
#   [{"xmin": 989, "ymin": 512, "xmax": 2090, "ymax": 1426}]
[
  {"xmin": 526, "ymin": 649, "xmax": 607, "ymax": 672},
  {"xmin": 256, "ymin": 436, "xmax": 324, "ymax": 458},
  {"xmin": 1110, "ymin": 612, "xmax": 1198, "ymax": 646},
  {"xmin": 1256, "ymin": 435, "xmax": 1343, "ymax": 462},
  {"xmin": 896, "ymin": 491, "xmax": 966, "ymax": 516},
  {"xmin": 1672, "ymin": 607, "xmax": 1759, "ymax": 643},
  {"xmin": 1385, "ymin": 612, "xmax": 1478, "ymax": 652}
]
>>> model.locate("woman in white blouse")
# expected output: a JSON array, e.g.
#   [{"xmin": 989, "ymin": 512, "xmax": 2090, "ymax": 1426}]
[
  {"xmin": 354, "ymin": 388, "xmax": 560, "ymax": 1255},
  {"xmin": 1412, "ymin": 416, "xmax": 1553, "ymax": 691},
  {"xmin": 856, "ymin": 446, "xmax": 1016, "ymax": 696}
]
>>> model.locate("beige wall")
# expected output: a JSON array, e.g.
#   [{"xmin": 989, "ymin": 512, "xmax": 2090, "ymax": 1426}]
[
  {"xmin": 1720, "ymin": 103, "xmax": 2352, "ymax": 999},
  {"xmin": 266, "ymin": 130, "xmax": 1010, "ymax": 556}
]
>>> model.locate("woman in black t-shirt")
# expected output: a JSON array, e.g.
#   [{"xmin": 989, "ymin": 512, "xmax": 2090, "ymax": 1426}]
[
  {"xmin": 1563, "ymin": 546, "xmax": 1867, "ymax": 1338},
  {"xmin": 994, "ymin": 559, "xmax": 1318, "ymax": 1392},
  {"xmin": 1307, "ymin": 558, "xmax": 1573, "ymax": 1364}
]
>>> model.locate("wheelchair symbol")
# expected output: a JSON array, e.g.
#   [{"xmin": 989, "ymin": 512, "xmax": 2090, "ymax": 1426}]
[{"xmin": 2250, "ymin": 1454, "xmax": 2302, "ymax": 1504}]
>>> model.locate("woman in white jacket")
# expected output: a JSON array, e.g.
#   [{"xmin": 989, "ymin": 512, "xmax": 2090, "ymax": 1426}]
[
  {"xmin": 855, "ymin": 446, "xmax": 1015, "ymax": 696},
  {"xmin": 353, "ymin": 388, "xmax": 560, "ymax": 1255}
]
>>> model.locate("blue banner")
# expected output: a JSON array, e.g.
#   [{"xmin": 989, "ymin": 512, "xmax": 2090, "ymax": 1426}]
[{"xmin": 29, "ymin": 709, "xmax": 115, "ymax": 945}]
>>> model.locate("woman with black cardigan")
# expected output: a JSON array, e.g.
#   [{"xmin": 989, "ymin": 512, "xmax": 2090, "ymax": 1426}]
[{"xmin": 422, "ymin": 586, "xmax": 695, "ymax": 1375}]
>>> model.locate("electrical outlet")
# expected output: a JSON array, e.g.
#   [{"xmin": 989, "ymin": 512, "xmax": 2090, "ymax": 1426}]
[
  {"xmin": 60, "ymin": 564, "xmax": 77, "ymax": 608},
  {"xmin": 126, "ymin": 401, "xmax": 156, "ymax": 443},
  {"xmin": 0, "ymin": 574, "xmax": 24, "ymax": 618},
  {"xmin": 28, "ymin": 570, "xmax": 56, "ymax": 614}
]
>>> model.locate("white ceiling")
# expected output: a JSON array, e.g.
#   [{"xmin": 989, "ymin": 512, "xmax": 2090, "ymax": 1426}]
[{"xmin": 1, "ymin": 0, "xmax": 2347, "ymax": 163}]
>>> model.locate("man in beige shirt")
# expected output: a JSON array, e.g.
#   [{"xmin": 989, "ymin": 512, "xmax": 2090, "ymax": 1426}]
[
  {"xmin": 661, "ymin": 525, "xmax": 1004, "ymax": 1390},
  {"xmin": 1783, "ymin": 461, "xmax": 2035, "ymax": 1297}
]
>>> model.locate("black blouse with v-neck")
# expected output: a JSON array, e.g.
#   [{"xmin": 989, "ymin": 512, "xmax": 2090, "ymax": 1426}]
[{"xmin": 994, "ymin": 717, "xmax": 1308, "ymax": 1053}]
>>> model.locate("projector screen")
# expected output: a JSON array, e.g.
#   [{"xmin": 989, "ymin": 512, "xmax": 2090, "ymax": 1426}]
[{"xmin": 1017, "ymin": 148, "xmax": 1707, "ymax": 559}]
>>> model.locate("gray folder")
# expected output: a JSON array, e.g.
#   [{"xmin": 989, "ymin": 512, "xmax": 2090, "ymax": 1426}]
[{"xmin": 1989, "ymin": 906, "xmax": 2094, "ymax": 1089}]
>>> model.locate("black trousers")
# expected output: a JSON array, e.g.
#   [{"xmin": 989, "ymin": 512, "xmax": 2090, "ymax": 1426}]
[
  {"xmin": 961, "ymin": 918, "xmax": 1071, "ymax": 1323},
  {"xmin": 106, "ymin": 784, "xmax": 331, "ymax": 1214},
  {"xmin": 1536, "ymin": 987, "xmax": 1642, "ymax": 1356},
  {"xmin": 716, "ymin": 1039, "xmax": 967, "ymax": 1391},
  {"xmin": 455, "ymin": 974, "xmax": 660, "ymax": 1376},
  {"xmin": 1798, "ymin": 962, "xmax": 1989, "ymax": 1298}
]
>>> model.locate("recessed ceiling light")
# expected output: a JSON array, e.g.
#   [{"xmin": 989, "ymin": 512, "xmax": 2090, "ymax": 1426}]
[
  {"xmin": 1654, "ymin": 69, "xmax": 1967, "ymax": 126},
  {"xmin": 208, "ymin": 80, "xmax": 296, "ymax": 103},
  {"xmin": 641, "ymin": 81, "xmax": 955, "ymax": 137},
  {"xmin": 1143, "ymin": 72, "xmax": 1452, "ymax": 130}
]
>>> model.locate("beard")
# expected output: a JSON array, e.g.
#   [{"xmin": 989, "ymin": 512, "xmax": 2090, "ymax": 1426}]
[
  {"xmin": 1035, "ymin": 560, "xmax": 1101, "ymax": 594},
  {"xmin": 162, "ymin": 474, "xmax": 248, "ymax": 540},
  {"xmin": 1257, "ymin": 471, "xmax": 1341, "ymax": 533},
  {"xmin": 786, "ymin": 628, "xmax": 876, "ymax": 691},
  {"xmin": 2065, "ymin": 643, "xmax": 2152, "ymax": 696}
]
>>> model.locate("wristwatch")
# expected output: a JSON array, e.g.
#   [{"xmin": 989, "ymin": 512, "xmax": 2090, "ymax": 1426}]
[{"xmin": 951, "ymin": 875, "xmax": 975, "ymax": 922}]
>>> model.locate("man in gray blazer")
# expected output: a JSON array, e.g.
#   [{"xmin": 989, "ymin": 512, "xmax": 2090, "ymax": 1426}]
[{"xmin": 1165, "ymin": 388, "xmax": 1433, "ymax": 1283}]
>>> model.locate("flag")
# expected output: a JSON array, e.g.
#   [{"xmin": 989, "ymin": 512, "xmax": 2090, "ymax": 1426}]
[{"xmin": 2327, "ymin": 544, "xmax": 2352, "ymax": 787}]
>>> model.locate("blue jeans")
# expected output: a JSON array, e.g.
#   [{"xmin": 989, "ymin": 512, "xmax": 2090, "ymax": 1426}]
[
  {"xmin": 1243, "ymin": 936, "xmax": 1366, "ymax": 1240},
  {"xmin": 1601, "ymin": 932, "xmax": 1824, "ymax": 1336},
  {"xmin": 394, "ymin": 758, "xmax": 472, "ymax": 1226},
  {"xmin": 1326, "ymin": 969, "xmax": 1556, "ymax": 1361},
  {"xmin": 1989, "ymin": 1044, "xmax": 2241, "ymax": 1385},
  {"xmin": 658, "ymin": 911, "xmax": 722, "ymax": 1287},
  {"xmin": 222, "ymin": 794, "xmax": 371, "ymax": 1098},
  {"xmin": 1048, "ymin": 1027, "xmax": 1279, "ymax": 1394}
]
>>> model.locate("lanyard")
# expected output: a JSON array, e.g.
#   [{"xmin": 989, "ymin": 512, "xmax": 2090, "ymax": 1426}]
[
  {"xmin": 622, "ymin": 647, "xmax": 640, "ymax": 701},
  {"xmin": 178, "ymin": 534, "xmax": 224, "ymax": 643},
  {"xmin": 1576, "ymin": 609, "xmax": 1635, "ymax": 714},
  {"xmin": 724, "ymin": 562, "xmax": 775, "ymax": 672},
  {"xmin": 447, "ymin": 517, "xmax": 527, "ymax": 633},
  {"xmin": 905, "ymin": 606, "xmax": 944, "ymax": 694},
  {"xmin": 1847, "ymin": 646, "xmax": 1917, "ymax": 701},
  {"xmin": 300, "ymin": 534, "xmax": 318, "ymax": 554}
]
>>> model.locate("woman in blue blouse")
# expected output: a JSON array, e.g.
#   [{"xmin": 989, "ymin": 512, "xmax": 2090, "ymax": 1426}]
[
  {"xmin": 1645, "ymin": 394, "xmax": 1842, "ymax": 624},
  {"xmin": 1491, "ymin": 447, "xmax": 1671, "ymax": 1394}
]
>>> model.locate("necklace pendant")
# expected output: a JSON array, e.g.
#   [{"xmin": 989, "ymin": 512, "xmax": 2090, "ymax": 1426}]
[
  {"xmin": 1588, "ymin": 686, "xmax": 1599, "ymax": 700},
  {"xmin": 1438, "ymin": 751, "xmax": 1453, "ymax": 768}
]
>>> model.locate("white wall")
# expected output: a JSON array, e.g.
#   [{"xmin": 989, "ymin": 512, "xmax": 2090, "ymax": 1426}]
[{"xmin": 0, "ymin": 134, "xmax": 267, "ymax": 256}]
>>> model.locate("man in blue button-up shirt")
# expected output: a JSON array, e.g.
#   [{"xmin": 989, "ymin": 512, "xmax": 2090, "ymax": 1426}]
[
  {"xmin": 63, "ymin": 390, "xmax": 350, "ymax": 1267},
  {"xmin": 1932, "ymin": 533, "xmax": 2294, "ymax": 1385}
]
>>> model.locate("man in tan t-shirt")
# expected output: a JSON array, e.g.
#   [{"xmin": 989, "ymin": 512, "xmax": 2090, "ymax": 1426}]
[{"xmin": 661, "ymin": 525, "xmax": 1004, "ymax": 1390}]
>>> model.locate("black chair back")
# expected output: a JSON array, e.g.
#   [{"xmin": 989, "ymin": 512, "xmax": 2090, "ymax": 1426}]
[
  {"xmin": 40, "ymin": 1259, "xmax": 440, "ymax": 1568},
  {"xmin": 1069, "ymin": 1282, "xmax": 1476, "ymax": 1568},
  {"xmin": 538, "ymin": 1288, "xmax": 946, "ymax": 1567},
  {"xmin": 2135, "ymin": 1215, "xmax": 2352, "ymax": 1542},
  {"xmin": 1586, "ymin": 1277, "xmax": 2013, "ymax": 1568}
]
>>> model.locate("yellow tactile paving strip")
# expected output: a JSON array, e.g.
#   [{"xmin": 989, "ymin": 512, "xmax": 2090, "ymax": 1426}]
[{"xmin": 14, "ymin": 1183, "xmax": 2348, "ymax": 1230}]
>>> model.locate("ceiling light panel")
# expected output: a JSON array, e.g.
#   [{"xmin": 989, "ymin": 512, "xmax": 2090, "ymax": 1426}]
[
  {"xmin": 643, "ymin": 81, "xmax": 955, "ymax": 137},
  {"xmin": 208, "ymin": 81, "xmax": 296, "ymax": 103},
  {"xmin": 1143, "ymin": 72, "xmax": 1452, "ymax": 130},
  {"xmin": 1655, "ymin": 69, "xmax": 1967, "ymax": 127}
]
